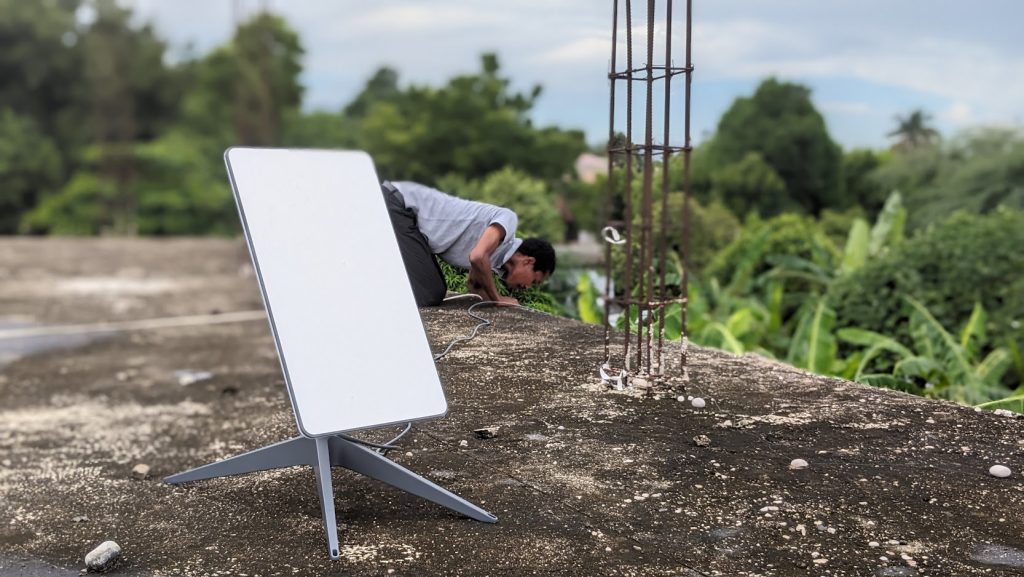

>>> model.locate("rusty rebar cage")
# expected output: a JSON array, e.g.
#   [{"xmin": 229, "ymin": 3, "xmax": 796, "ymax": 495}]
[{"xmin": 602, "ymin": 0, "xmax": 693, "ymax": 388}]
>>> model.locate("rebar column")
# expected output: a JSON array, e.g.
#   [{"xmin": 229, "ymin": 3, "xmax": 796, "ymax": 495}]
[{"xmin": 603, "ymin": 0, "xmax": 693, "ymax": 388}]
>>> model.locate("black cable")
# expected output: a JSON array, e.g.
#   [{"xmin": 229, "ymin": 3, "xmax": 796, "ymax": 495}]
[{"xmin": 341, "ymin": 296, "xmax": 549, "ymax": 453}]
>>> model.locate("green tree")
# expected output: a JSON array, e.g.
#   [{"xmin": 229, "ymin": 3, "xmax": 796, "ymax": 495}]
[
  {"xmin": 180, "ymin": 12, "xmax": 304, "ymax": 148},
  {"xmin": 78, "ymin": 0, "xmax": 187, "ymax": 233},
  {"xmin": 358, "ymin": 53, "xmax": 585, "ymax": 182},
  {"xmin": 343, "ymin": 67, "xmax": 401, "ymax": 120},
  {"xmin": 709, "ymin": 151, "xmax": 791, "ymax": 217},
  {"xmin": 887, "ymin": 109, "xmax": 940, "ymax": 152},
  {"xmin": 0, "ymin": 0, "xmax": 85, "ymax": 160},
  {"xmin": 23, "ymin": 132, "xmax": 236, "ymax": 235},
  {"xmin": 841, "ymin": 148, "xmax": 888, "ymax": 216},
  {"xmin": 0, "ymin": 110, "xmax": 63, "ymax": 233},
  {"xmin": 283, "ymin": 111, "xmax": 360, "ymax": 149},
  {"xmin": 707, "ymin": 79, "xmax": 842, "ymax": 215},
  {"xmin": 869, "ymin": 128, "xmax": 1024, "ymax": 231}
]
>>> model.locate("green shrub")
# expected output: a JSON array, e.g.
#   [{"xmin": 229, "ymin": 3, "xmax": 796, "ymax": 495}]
[
  {"xmin": 705, "ymin": 213, "xmax": 840, "ymax": 299},
  {"xmin": 828, "ymin": 208, "xmax": 1024, "ymax": 357},
  {"xmin": 439, "ymin": 260, "xmax": 562, "ymax": 315}
]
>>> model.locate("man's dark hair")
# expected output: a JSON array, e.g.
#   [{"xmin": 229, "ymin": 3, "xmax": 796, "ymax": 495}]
[{"xmin": 518, "ymin": 237, "xmax": 556, "ymax": 275}]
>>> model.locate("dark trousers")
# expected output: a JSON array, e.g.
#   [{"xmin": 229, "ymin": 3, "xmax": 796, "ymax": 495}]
[{"xmin": 382, "ymin": 182, "xmax": 447, "ymax": 307}]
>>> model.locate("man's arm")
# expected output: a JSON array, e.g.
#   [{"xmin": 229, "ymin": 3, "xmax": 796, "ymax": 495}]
[{"xmin": 468, "ymin": 224, "xmax": 518, "ymax": 305}]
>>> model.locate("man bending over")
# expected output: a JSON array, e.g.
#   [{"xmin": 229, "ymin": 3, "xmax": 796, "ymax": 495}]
[{"xmin": 381, "ymin": 181, "xmax": 556, "ymax": 307}]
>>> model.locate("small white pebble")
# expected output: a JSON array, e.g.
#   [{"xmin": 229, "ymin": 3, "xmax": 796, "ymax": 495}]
[
  {"xmin": 869, "ymin": 541, "xmax": 880, "ymax": 548},
  {"xmin": 85, "ymin": 541, "xmax": 121, "ymax": 572},
  {"xmin": 691, "ymin": 397, "xmax": 706, "ymax": 408},
  {"xmin": 458, "ymin": 440, "xmax": 468, "ymax": 447},
  {"xmin": 677, "ymin": 395, "xmax": 686, "ymax": 402},
  {"xmin": 789, "ymin": 458, "xmax": 809, "ymax": 470},
  {"xmin": 989, "ymin": 465, "xmax": 1012, "ymax": 478}
]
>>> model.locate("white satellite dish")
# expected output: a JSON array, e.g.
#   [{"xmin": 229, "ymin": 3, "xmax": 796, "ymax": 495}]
[{"xmin": 165, "ymin": 148, "xmax": 496, "ymax": 560}]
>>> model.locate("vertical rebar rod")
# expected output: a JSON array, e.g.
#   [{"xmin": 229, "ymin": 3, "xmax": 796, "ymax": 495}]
[
  {"xmin": 680, "ymin": 0, "xmax": 693, "ymax": 377},
  {"xmin": 622, "ymin": 0, "xmax": 635, "ymax": 371},
  {"xmin": 602, "ymin": 0, "xmax": 620, "ymax": 365},
  {"xmin": 640, "ymin": 0, "xmax": 657, "ymax": 375},
  {"xmin": 655, "ymin": 0, "xmax": 674, "ymax": 377}
]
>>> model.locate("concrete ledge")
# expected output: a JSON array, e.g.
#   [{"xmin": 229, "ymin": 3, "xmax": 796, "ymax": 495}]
[{"xmin": 0, "ymin": 239, "xmax": 1022, "ymax": 576}]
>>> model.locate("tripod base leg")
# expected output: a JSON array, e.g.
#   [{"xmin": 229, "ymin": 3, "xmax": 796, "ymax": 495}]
[
  {"xmin": 163, "ymin": 436, "xmax": 315, "ymax": 484},
  {"xmin": 164, "ymin": 433, "xmax": 498, "ymax": 561},
  {"xmin": 314, "ymin": 437, "xmax": 341, "ymax": 560},
  {"xmin": 328, "ymin": 437, "xmax": 497, "ymax": 523}
]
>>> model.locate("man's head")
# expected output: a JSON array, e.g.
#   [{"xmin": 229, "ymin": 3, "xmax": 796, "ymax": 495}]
[{"xmin": 504, "ymin": 238, "xmax": 556, "ymax": 290}]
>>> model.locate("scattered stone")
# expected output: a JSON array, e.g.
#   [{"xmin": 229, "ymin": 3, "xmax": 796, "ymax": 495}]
[
  {"xmin": 971, "ymin": 543, "xmax": 1024, "ymax": 570},
  {"xmin": 989, "ymin": 465, "xmax": 1012, "ymax": 478},
  {"xmin": 72, "ymin": 516, "xmax": 90, "ymax": 523},
  {"xmin": 458, "ymin": 440, "xmax": 469, "ymax": 447},
  {"xmin": 85, "ymin": 540, "xmax": 121, "ymax": 573},
  {"xmin": 789, "ymin": 458, "xmax": 809, "ymax": 470},
  {"xmin": 691, "ymin": 397, "xmax": 706, "ymax": 408},
  {"xmin": 676, "ymin": 395, "xmax": 686, "ymax": 402},
  {"xmin": 473, "ymin": 426, "xmax": 500, "ymax": 439},
  {"xmin": 693, "ymin": 435, "xmax": 711, "ymax": 447},
  {"xmin": 524, "ymin": 433, "xmax": 548, "ymax": 442},
  {"xmin": 131, "ymin": 464, "xmax": 150, "ymax": 479},
  {"xmin": 708, "ymin": 527, "xmax": 743, "ymax": 541},
  {"xmin": 869, "ymin": 541, "xmax": 879, "ymax": 548},
  {"xmin": 175, "ymin": 369, "xmax": 214, "ymax": 386}
]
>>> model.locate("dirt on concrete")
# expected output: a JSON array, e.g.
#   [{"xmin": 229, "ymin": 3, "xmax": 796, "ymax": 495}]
[{"xmin": 0, "ymin": 238, "xmax": 1022, "ymax": 577}]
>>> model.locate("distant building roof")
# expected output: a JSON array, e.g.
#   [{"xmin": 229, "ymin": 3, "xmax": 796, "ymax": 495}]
[{"xmin": 575, "ymin": 153, "xmax": 608, "ymax": 184}]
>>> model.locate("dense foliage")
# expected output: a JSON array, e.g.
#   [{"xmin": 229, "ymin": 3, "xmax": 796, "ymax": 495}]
[
  {"xmin": 2, "ymin": 2, "xmax": 582, "ymax": 235},
  {"xmin": 828, "ymin": 209, "xmax": 1024, "ymax": 355}
]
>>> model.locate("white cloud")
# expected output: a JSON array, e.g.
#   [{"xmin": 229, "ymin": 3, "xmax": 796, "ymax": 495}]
[
  {"xmin": 689, "ymin": 19, "xmax": 1024, "ymax": 125},
  {"xmin": 346, "ymin": 5, "xmax": 504, "ymax": 35},
  {"xmin": 819, "ymin": 100, "xmax": 872, "ymax": 115},
  {"xmin": 126, "ymin": 0, "xmax": 1024, "ymax": 146},
  {"xmin": 944, "ymin": 102, "xmax": 974, "ymax": 126},
  {"xmin": 538, "ymin": 36, "xmax": 609, "ymax": 65}
]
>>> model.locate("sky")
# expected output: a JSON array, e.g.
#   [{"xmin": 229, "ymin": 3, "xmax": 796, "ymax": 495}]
[{"xmin": 127, "ymin": 0, "xmax": 1023, "ymax": 150}]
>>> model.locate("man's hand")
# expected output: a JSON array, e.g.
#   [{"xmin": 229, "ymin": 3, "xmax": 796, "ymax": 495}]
[{"xmin": 497, "ymin": 295, "xmax": 519, "ymax": 306}]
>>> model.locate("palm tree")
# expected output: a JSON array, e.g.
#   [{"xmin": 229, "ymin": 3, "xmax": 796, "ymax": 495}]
[{"xmin": 887, "ymin": 110, "xmax": 940, "ymax": 151}]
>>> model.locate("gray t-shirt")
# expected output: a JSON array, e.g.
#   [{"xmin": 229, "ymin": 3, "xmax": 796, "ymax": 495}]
[{"xmin": 391, "ymin": 181, "xmax": 522, "ymax": 273}]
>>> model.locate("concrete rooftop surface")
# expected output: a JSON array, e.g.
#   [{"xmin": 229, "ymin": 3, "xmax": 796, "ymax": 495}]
[{"xmin": 0, "ymin": 238, "xmax": 1022, "ymax": 577}]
